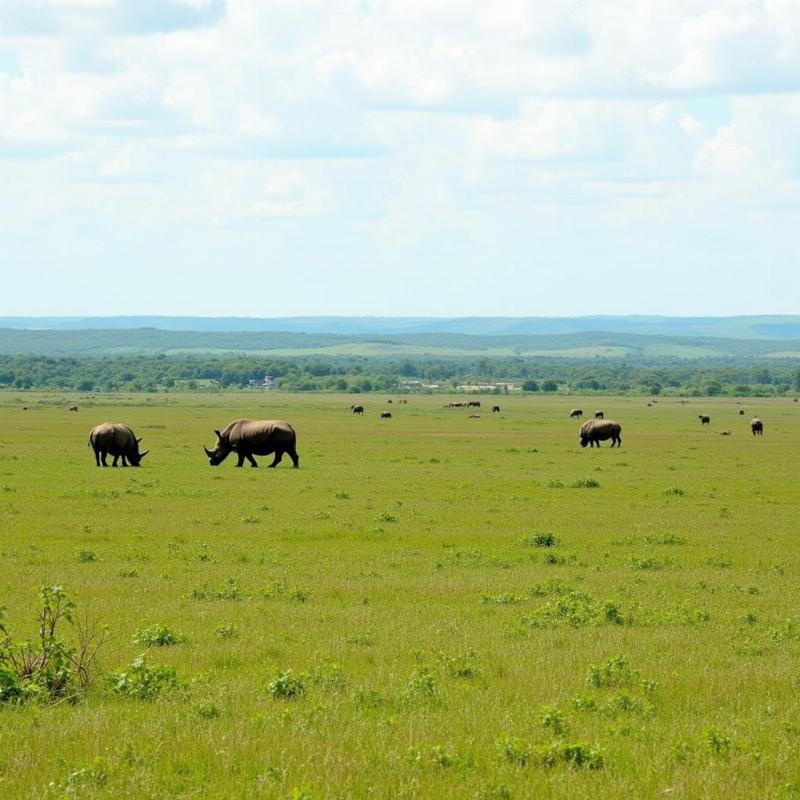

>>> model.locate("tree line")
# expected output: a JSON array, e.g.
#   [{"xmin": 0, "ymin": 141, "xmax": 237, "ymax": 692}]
[{"xmin": 0, "ymin": 354, "xmax": 799, "ymax": 396}]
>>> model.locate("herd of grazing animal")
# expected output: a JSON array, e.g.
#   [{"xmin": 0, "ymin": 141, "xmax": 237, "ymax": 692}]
[{"xmin": 81, "ymin": 398, "xmax": 776, "ymax": 468}]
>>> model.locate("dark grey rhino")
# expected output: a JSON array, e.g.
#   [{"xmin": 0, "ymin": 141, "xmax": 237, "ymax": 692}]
[
  {"xmin": 579, "ymin": 419, "xmax": 622, "ymax": 448},
  {"xmin": 89, "ymin": 422, "xmax": 148, "ymax": 467},
  {"xmin": 204, "ymin": 419, "xmax": 299, "ymax": 468}
]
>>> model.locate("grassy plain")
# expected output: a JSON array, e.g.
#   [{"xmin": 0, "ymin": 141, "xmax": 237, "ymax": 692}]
[{"xmin": 0, "ymin": 392, "xmax": 799, "ymax": 799}]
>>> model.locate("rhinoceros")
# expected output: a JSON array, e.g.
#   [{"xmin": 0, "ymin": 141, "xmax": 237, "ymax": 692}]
[
  {"xmin": 204, "ymin": 419, "xmax": 299, "ymax": 468},
  {"xmin": 89, "ymin": 422, "xmax": 148, "ymax": 467},
  {"xmin": 579, "ymin": 419, "xmax": 622, "ymax": 448},
  {"xmin": 569, "ymin": 408, "xmax": 583, "ymax": 419},
  {"xmin": 750, "ymin": 418, "xmax": 763, "ymax": 436}
]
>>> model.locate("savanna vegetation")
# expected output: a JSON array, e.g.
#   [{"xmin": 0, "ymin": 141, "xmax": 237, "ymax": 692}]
[{"xmin": 1, "ymin": 392, "xmax": 799, "ymax": 798}]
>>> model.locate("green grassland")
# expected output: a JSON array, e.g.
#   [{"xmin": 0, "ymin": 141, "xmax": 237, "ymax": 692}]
[{"xmin": 1, "ymin": 393, "xmax": 799, "ymax": 799}]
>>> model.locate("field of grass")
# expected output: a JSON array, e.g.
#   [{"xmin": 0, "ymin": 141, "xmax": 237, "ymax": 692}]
[{"xmin": 1, "ymin": 392, "xmax": 799, "ymax": 799}]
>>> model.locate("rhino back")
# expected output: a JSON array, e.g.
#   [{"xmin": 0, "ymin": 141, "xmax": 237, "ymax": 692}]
[
  {"xmin": 581, "ymin": 419, "xmax": 620, "ymax": 439},
  {"xmin": 90, "ymin": 422, "xmax": 136, "ymax": 452},
  {"xmin": 228, "ymin": 419, "xmax": 295, "ymax": 448}
]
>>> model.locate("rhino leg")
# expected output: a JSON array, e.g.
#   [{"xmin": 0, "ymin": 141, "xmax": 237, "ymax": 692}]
[
  {"xmin": 112, "ymin": 454, "xmax": 119, "ymax": 466},
  {"xmin": 246, "ymin": 453, "xmax": 258, "ymax": 468},
  {"xmin": 100, "ymin": 451, "xmax": 108, "ymax": 467},
  {"xmin": 93, "ymin": 448, "xmax": 101, "ymax": 467},
  {"xmin": 289, "ymin": 448, "xmax": 299, "ymax": 468},
  {"xmin": 235, "ymin": 452, "xmax": 246, "ymax": 467},
  {"xmin": 121, "ymin": 455, "xmax": 129, "ymax": 467},
  {"xmin": 268, "ymin": 450, "xmax": 283, "ymax": 468}
]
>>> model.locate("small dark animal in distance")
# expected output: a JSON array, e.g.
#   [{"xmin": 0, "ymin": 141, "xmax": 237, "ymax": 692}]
[
  {"xmin": 381, "ymin": 411, "xmax": 392, "ymax": 419},
  {"xmin": 69, "ymin": 405, "xmax": 79, "ymax": 412},
  {"xmin": 647, "ymin": 402, "xmax": 653, "ymax": 407},
  {"xmin": 350, "ymin": 405, "xmax": 365, "ymax": 415},
  {"xmin": 491, "ymin": 405, "xmax": 500, "ymax": 413},
  {"xmin": 387, "ymin": 399, "xmax": 392, "ymax": 403},
  {"xmin": 594, "ymin": 410, "xmax": 604, "ymax": 419},
  {"xmin": 205, "ymin": 419, "xmax": 298, "ymax": 468},
  {"xmin": 698, "ymin": 415, "xmax": 711, "ymax": 425},
  {"xmin": 469, "ymin": 414, "xmax": 480, "ymax": 418},
  {"xmin": 738, "ymin": 409, "xmax": 745, "ymax": 415},
  {"xmin": 467, "ymin": 401, "xmax": 481, "ymax": 408},
  {"xmin": 22, "ymin": 406, "xmax": 28, "ymax": 411},
  {"xmin": 720, "ymin": 430, "xmax": 732, "ymax": 436},
  {"xmin": 750, "ymin": 418, "xmax": 763, "ymax": 436},
  {"xmin": 569, "ymin": 408, "xmax": 583, "ymax": 419}
]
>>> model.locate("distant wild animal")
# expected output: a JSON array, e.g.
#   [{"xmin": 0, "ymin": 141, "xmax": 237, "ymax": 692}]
[
  {"xmin": 89, "ymin": 423, "xmax": 148, "ymax": 467},
  {"xmin": 738, "ymin": 409, "xmax": 745, "ymax": 416},
  {"xmin": 491, "ymin": 405, "xmax": 500, "ymax": 413},
  {"xmin": 350, "ymin": 405, "xmax": 365, "ymax": 415},
  {"xmin": 467, "ymin": 401, "xmax": 481, "ymax": 408},
  {"xmin": 204, "ymin": 419, "xmax": 299, "ymax": 468},
  {"xmin": 22, "ymin": 406, "xmax": 28, "ymax": 411},
  {"xmin": 594, "ymin": 410, "xmax": 604, "ymax": 419},
  {"xmin": 579, "ymin": 419, "xmax": 621, "ymax": 448},
  {"xmin": 720, "ymin": 430, "xmax": 732, "ymax": 436},
  {"xmin": 569, "ymin": 408, "xmax": 583, "ymax": 419},
  {"xmin": 69, "ymin": 406, "xmax": 79, "ymax": 412},
  {"xmin": 750, "ymin": 418, "xmax": 763, "ymax": 436},
  {"xmin": 698, "ymin": 415, "xmax": 711, "ymax": 425},
  {"xmin": 380, "ymin": 411, "xmax": 392, "ymax": 419},
  {"xmin": 387, "ymin": 399, "xmax": 393, "ymax": 404},
  {"xmin": 469, "ymin": 414, "xmax": 480, "ymax": 419},
  {"xmin": 647, "ymin": 403, "xmax": 653, "ymax": 407}
]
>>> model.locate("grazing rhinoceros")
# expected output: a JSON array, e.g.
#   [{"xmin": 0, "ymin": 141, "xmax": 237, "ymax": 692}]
[
  {"xmin": 698, "ymin": 415, "xmax": 711, "ymax": 425},
  {"xmin": 380, "ymin": 411, "xmax": 392, "ymax": 419},
  {"xmin": 579, "ymin": 419, "xmax": 622, "ymax": 448},
  {"xmin": 89, "ymin": 423, "xmax": 148, "ymax": 467},
  {"xmin": 750, "ymin": 418, "xmax": 763, "ymax": 436},
  {"xmin": 569, "ymin": 408, "xmax": 583, "ymax": 419},
  {"xmin": 351, "ymin": 404, "xmax": 365, "ymax": 415},
  {"xmin": 204, "ymin": 419, "xmax": 299, "ymax": 468}
]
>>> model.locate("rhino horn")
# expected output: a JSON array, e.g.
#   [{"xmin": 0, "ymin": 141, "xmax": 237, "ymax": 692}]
[
  {"xmin": 204, "ymin": 446, "xmax": 214, "ymax": 458},
  {"xmin": 214, "ymin": 429, "xmax": 221, "ymax": 438},
  {"xmin": 136, "ymin": 437, "xmax": 142, "ymax": 443}
]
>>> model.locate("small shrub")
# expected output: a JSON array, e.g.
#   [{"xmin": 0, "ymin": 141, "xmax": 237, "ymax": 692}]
[
  {"xmin": 133, "ymin": 625, "xmax": 183, "ymax": 647},
  {"xmin": 520, "ymin": 533, "xmax": 557, "ymax": 548},
  {"xmin": 544, "ymin": 480, "xmax": 564, "ymax": 489},
  {"xmin": 289, "ymin": 587, "xmax": 311, "ymax": 602},
  {"xmin": 571, "ymin": 478, "xmax": 600, "ymax": 489},
  {"xmin": 77, "ymin": 549, "xmax": 98, "ymax": 563},
  {"xmin": 110, "ymin": 655, "xmax": 178, "ymax": 700},
  {"xmin": 0, "ymin": 586, "xmax": 107, "ymax": 704},
  {"xmin": 541, "ymin": 706, "xmax": 568, "ymax": 735},
  {"xmin": 587, "ymin": 655, "xmax": 634, "ymax": 688},
  {"xmin": 496, "ymin": 735, "xmax": 530, "ymax": 766},
  {"xmin": 215, "ymin": 624, "xmax": 238, "ymax": 639},
  {"xmin": 704, "ymin": 726, "xmax": 733, "ymax": 757},
  {"xmin": 192, "ymin": 577, "xmax": 244, "ymax": 600},
  {"xmin": 663, "ymin": 487, "xmax": 685, "ymax": 496},
  {"xmin": 268, "ymin": 669, "xmax": 306, "ymax": 700},
  {"xmin": 404, "ymin": 668, "xmax": 438, "ymax": 701}
]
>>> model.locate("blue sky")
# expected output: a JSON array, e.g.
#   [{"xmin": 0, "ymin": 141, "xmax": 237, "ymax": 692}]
[{"xmin": 1, "ymin": 0, "xmax": 798, "ymax": 317}]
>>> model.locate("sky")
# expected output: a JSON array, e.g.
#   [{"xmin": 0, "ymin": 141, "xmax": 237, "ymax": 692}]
[{"xmin": 0, "ymin": 0, "xmax": 798, "ymax": 318}]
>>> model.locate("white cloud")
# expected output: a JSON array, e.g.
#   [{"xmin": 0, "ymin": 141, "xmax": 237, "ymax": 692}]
[{"xmin": 0, "ymin": 0, "xmax": 798, "ymax": 315}]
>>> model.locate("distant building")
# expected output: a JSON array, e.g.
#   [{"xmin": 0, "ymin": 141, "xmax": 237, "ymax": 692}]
[{"xmin": 248, "ymin": 374, "xmax": 275, "ymax": 389}]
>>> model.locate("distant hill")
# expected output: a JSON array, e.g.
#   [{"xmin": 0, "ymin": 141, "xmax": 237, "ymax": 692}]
[
  {"xmin": 2, "ymin": 315, "xmax": 800, "ymax": 340},
  {"xmin": 2, "ymin": 327, "xmax": 800, "ymax": 361}
]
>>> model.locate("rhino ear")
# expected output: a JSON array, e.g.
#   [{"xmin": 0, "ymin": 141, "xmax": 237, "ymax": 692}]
[{"xmin": 214, "ymin": 429, "xmax": 221, "ymax": 438}]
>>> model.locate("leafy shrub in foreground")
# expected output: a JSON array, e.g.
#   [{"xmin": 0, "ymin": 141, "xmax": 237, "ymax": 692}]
[
  {"xmin": 0, "ymin": 586, "xmax": 106, "ymax": 704},
  {"xmin": 268, "ymin": 669, "xmax": 306, "ymax": 700},
  {"xmin": 133, "ymin": 624, "xmax": 183, "ymax": 647},
  {"xmin": 110, "ymin": 655, "xmax": 179, "ymax": 700}
]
